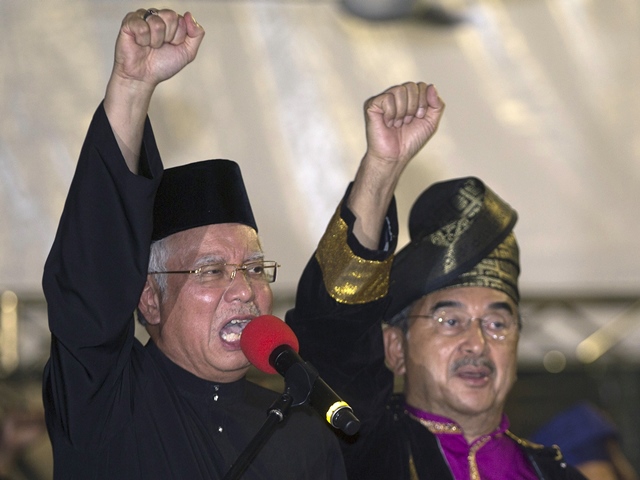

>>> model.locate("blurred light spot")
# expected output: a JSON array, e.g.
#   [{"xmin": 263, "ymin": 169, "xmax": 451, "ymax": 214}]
[
  {"xmin": 576, "ymin": 338, "xmax": 602, "ymax": 364},
  {"xmin": 543, "ymin": 350, "xmax": 566, "ymax": 373},
  {"xmin": 0, "ymin": 290, "xmax": 19, "ymax": 376}
]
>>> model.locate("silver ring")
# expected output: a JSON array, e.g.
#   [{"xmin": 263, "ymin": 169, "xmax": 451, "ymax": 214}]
[{"xmin": 143, "ymin": 8, "xmax": 158, "ymax": 21}]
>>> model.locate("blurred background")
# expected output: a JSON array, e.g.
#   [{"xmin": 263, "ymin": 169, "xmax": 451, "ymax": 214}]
[{"xmin": 1, "ymin": 0, "xmax": 638, "ymax": 477}]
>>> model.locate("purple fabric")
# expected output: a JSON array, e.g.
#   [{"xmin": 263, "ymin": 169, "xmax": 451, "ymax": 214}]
[{"xmin": 405, "ymin": 405, "xmax": 538, "ymax": 480}]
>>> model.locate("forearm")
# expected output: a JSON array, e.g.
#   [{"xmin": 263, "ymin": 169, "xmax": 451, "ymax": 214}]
[
  {"xmin": 347, "ymin": 152, "xmax": 405, "ymax": 250},
  {"xmin": 103, "ymin": 75, "xmax": 155, "ymax": 174},
  {"xmin": 350, "ymin": 81, "xmax": 444, "ymax": 248}
]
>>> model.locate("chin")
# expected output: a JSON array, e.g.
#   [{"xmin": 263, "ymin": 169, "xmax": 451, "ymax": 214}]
[{"xmin": 455, "ymin": 394, "xmax": 498, "ymax": 414}]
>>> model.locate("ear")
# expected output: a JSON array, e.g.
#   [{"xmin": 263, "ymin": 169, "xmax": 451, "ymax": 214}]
[
  {"xmin": 383, "ymin": 325, "xmax": 407, "ymax": 376},
  {"xmin": 138, "ymin": 277, "xmax": 162, "ymax": 326}
]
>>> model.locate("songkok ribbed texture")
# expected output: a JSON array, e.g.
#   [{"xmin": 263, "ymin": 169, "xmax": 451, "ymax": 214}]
[{"xmin": 152, "ymin": 159, "xmax": 257, "ymax": 241}]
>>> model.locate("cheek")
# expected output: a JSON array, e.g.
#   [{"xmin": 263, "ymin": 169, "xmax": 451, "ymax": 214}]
[
  {"xmin": 179, "ymin": 289, "xmax": 221, "ymax": 315},
  {"xmin": 163, "ymin": 286, "xmax": 223, "ymax": 326},
  {"xmin": 494, "ymin": 347, "xmax": 518, "ymax": 387},
  {"xmin": 405, "ymin": 334, "xmax": 451, "ymax": 379},
  {"xmin": 253, "ymin": 286, "xmax": 273, "ymax": 314}
]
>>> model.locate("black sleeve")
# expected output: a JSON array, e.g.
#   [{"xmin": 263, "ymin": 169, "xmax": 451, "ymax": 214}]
[
  {"xmin": 42, "ymin": 102, "xmax": 163, "ymax": 447},
  {"xmin": 286, "ymin": 184, "xmax": 398, "ymax": 453}
]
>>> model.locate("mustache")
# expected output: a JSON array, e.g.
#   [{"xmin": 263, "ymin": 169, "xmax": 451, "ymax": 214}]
[
  {"xmin": 221, "ymin": 304, "xmax": 262, "ymax": 320},
  {"xmin": 451, "ymin": 356, "xmax": 496, "ymax": 375}
]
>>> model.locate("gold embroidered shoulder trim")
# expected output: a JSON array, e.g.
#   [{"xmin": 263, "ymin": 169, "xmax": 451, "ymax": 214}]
[
  {"xmin": 407, "ymin": 412, "xmax": 461, "ymax": 434},
  {"xmin": 506, "ymin": 431, "xmax": 564, "ymax": 461},
  {"xmin": 316, "ymin": 206, "xmax": 392, "ymax": 305},
  {"xmin": 505, "ymin": 431, "xmax": 545, "ymax": 450}
]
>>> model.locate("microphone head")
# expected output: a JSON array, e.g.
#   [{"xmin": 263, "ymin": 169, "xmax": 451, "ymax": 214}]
[{"xmin": 240, "ymin": 315, "xmax": 299, "ymax": 374}]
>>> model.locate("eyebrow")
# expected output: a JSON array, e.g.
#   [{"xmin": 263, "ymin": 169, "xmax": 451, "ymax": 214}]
[
  {"xmin": 246, "ymin": 252, "xmax": 266, "ymax": 262},
  {"xmin": 194, "ymin": 252, "xmax": 265, "ymax": 267},
  {"xmin": 193, "ymin": 255, "xmax": 225, "ymax": 267},
  {"xmin": 490, "ymin": 301, "xmax": 515, "ymax": 315},
  {"xmin": 430, "ymin": 300, "xmax": 515, "ymax": 315},
  {"xmin": 430, "ymin": 300, "xmax": 463, "ymax": 312}
]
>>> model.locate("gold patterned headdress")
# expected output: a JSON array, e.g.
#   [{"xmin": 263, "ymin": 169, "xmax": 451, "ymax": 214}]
[{"xmin": 384, "ymin": 177, "xmax": 519, "ymax": 323}]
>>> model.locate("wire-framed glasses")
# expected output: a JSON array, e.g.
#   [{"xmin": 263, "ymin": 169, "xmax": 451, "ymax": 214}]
[
  {"xmin": 408, "ymin": 308, "xmax": 516, "ymax": 341},
  {"xmin": 149, "ymin": 260, "xmax": 279, "ymax": 288}
]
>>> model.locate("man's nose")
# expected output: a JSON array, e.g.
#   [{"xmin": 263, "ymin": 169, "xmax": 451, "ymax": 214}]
[
  {"xmin": 224, "ymin": 268, "xmax": 255, "ymax": 302},
  {"xmin": 460, "ymin": 318, "xmax": 488, "ymax": 353}
]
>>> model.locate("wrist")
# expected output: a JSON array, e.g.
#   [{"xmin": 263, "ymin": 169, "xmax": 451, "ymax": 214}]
[
  {"xmin": 352, "ymin": 154, "xmax": 403, "ymax": 204},
  {"xmin": 105, "ymin": 75, "xmax": 155, "ymax": 113}
]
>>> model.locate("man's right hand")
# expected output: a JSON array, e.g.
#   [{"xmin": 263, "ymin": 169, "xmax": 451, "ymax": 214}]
[
  {"xmin": 113, "ymin": 9, "xmax": 205, "ymax": 90},
  {"xmin": 104, "ymin": 9, "xmax": 205, "ymax": 173},
  {"xmin": 347, "ymin": 82, "xmax": 445, "ymax": 249}
]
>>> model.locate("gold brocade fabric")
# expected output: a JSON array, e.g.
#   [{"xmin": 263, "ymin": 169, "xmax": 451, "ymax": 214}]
[
  {"xmin": 428, "ymin": 178, "xmax": 486, "ymax": 276},
  {"xmin": 315, "ymin": 207, "xmax": 393, "ymax": 305},
  {"xmin": 386, "ymin": 177, "xmax": 520, "ymax": 321},
  {"xmin": 442, "ymin": 232, "xmax": 520, "ymax": 304},
  {"xmin": 426, "ymin": 180, "xmax": 519, "ymax": 303}
]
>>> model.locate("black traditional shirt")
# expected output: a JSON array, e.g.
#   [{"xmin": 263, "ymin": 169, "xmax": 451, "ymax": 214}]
[{"xmin": 42, "ymin": 104, "xmax": 346, "ymax": 480}]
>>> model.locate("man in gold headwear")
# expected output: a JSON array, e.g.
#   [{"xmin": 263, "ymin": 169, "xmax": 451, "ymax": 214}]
[{"xmin": 287, "ymin": 171, "xmax": 587, "ymax": 480}]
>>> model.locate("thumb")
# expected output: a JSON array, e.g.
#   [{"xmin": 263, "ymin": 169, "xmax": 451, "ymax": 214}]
[
  {"xmin": 183, "ymin": 12, "xmax": 205, "ymax": 55},
  {"xmin": 424, "ymin": 84, "xmax": 445, "ymax": 127}
]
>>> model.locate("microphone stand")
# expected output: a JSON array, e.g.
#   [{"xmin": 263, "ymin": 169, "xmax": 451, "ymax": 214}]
[
  {"xmin": 222, "ymin": 392, "xmax": 293, "ymax": 480},
  {"xmin": 222, "ymin": 364, "xmax": 314, "ymax": 480}
]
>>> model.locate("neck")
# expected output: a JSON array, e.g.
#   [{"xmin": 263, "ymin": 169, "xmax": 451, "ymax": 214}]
[
  {"xmin": 455, "ymin": 411, "xmax": 503, "ymax": 443},
  {"xmin": 406, "ymin": 403, "xmax": 505, "ymax": 443}
]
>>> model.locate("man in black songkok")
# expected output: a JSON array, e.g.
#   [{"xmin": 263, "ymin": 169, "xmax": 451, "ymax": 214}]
[{"xmin": 42, "ymin": 8, "xmax": 346, "ymax": 479}]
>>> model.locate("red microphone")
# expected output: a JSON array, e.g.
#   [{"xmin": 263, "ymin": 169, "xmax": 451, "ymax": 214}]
[
  {"xmin": 240, "ymin": 315, "xmax": 360, "ymax": 435},
  {"xmin": 241, "ymin": 315, "xmax": 299, "ymax": 375}
]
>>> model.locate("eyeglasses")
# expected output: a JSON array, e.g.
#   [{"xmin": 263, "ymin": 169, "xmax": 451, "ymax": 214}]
[
  {"xmin": 149, "ymin": 260, "xmax": 279, "ymax": 288},
  {"xmin": 408, "ymin": 308, "xmax": 516, "ymax": 341}
]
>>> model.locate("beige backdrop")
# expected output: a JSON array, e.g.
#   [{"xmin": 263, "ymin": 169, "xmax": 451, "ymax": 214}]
[{"xmin": 1, "ymin": 0, "xmax": 639, "ymax": 367}]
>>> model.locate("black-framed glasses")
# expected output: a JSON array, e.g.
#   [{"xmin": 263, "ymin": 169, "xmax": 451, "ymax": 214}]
[
  {"xmin": 408, "ymin": 308, "xmax": 516, "ymax": 341},
  {"xmin": 149, "ymin": 260, "xmax": 279, "ymax": 288}
]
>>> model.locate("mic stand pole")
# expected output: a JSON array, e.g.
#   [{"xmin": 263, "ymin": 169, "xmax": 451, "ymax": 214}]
[{"xmin": 222, "ymin": 392, "xmax": 293, "ymax": 480}]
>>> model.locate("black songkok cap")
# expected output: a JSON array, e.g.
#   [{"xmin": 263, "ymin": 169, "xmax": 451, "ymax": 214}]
[
  {"xmin": 152, "ymin": 159, "xmax": 257, "ymax": 241},
  {"xmin": 384, "ymin": 177, "xmax": 520, "ymax": 323}
]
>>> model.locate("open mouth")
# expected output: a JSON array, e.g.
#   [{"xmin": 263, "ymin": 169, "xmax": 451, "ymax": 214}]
[
  {"xmin": 452, "ymin": 357, "xmax": 495, "ymax": 384},
  {"xmin": 220, "ymin": 318, "xmax": 251, "ymax": 346},
  {"xmin": 456, "ymin": 366, "xmax": 492, "ymax": 379},
  {"xmin": 453, "ymin": 362, "xmax": 495, "ymax": 386}
]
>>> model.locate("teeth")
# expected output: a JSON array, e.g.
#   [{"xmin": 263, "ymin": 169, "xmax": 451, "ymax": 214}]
[
  {"xmin": 219, "ymin": 319, "xmax": 250, "ymax": 344},
  {"xmin": 221, "ymin": 332, "xmax": 242, "ymax": 342}
]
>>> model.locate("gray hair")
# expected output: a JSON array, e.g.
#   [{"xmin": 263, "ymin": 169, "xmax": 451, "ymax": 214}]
[
  {"xmin": 136, "ymin": 238, "xmax": 171, "ymax": 326},
  {"xmin": 148, "ymin": 237, "xmax": 171, "ymax": 297}
]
